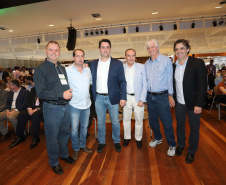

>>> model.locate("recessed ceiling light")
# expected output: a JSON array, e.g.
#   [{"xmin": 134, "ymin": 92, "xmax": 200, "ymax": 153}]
[
  {"xmin": 215, "ymin": 5, "xmax": 223, "ymax": 8},
  {"xmin": 152, "ymin": 11, "xmax": 158, "ymax": 15},
  {"xmin": 92, "ymin": 13, "xmax": 102, "ymax": 21},
  {"xmin": 8, "ymin": 30, "xmax": 14, "ymax": 32},
  {"xmin": 96, "ymin": 17, "xmax": 102, "ymax": 21},
  {"xmin": 49, "ymin": 24, "xmax": 54, "ymax": 27}
]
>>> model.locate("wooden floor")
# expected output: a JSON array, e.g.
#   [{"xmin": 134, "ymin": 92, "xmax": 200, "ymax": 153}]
[{"xmin": 0, "ymin": 107, "xmax": 225, "ymax": 185}]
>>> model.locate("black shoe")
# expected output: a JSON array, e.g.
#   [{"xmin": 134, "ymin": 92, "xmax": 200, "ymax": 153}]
[
  {"xmin": 114, "ymin": 143, "xmax": 121, "ymax": 152},
  {"xmin": 9, "ymin": 136, "xmax": 26, "ymax": 148},
  {"xmin": 0, "ymin": 132, "xmax": 10, "ymax": 143},
  {"xmin": 123, "ymin": 139, "xmax": 130, "ymax": 147},
  {"xmin": 97, "ymin": 144, "xmax": 106, "ymax": 153},
  {"xmin": 30, "ymin": 136, "xmax": 40, "ymax": 149},
  {"xmin": 136, "ymin": 140, "xmax": 142, "ymax": 149},
  {"xmin": 175, "ymin": 146, "xmax": 184, "ymax": 156},
  {"xmin": 60, "ymin": 156, "xmax": 75, "ymax": 164},
  {"xmin": 52, "ymin": 164, "xmax": 64, "ymax": 175},
  {"xmin": 185, "ymin": 153, "xmax": 194, "ymax": 164}
]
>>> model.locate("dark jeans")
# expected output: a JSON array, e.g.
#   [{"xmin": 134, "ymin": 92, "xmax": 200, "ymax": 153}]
[
  {"xmin": 147, "ymin": 93, "xmax": 176, "ymax": 147},
  {"xmin": 43, "ymin": 102, "xmax": 71, "ymax": 167},
  {"xmin": 16, "ymin": 109, "xmax": 43, "ymax": 137},
  {"xmin": 175, "ymin": 102, "xmax": 201, "ymax": 154}
]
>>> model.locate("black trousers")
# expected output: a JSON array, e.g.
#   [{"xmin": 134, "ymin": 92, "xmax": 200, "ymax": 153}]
[
  {"xmin": 16, "ymin": 109, "xmax": 43, "ymax": 137},
  {"xmin": 175, "ymin": 102, "xmax": 201, "ymax": 154}
]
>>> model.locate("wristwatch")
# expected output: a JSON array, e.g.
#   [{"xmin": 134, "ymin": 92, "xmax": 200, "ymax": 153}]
[{"xmin": 168, "ymin": 94, "xmax": 173, "ymax": 97}]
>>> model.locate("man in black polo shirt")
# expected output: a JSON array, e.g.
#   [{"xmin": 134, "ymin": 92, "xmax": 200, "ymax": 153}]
[{"xmin": 34, "ymin": 41, "xmax": 74, "ymax": 175}]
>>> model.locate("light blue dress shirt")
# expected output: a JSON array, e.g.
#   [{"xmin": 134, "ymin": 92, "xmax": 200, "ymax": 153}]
[
  {"xmin": 145, "ymin": 54, "xmax": 173, "ymax": 94},
  {"xmin": 215, "ymin": 76, "xmax": 222, "ymax": 86},
  {"xmin": 66, "ymin": 64, "xmax": 92, "ymax": 109}
]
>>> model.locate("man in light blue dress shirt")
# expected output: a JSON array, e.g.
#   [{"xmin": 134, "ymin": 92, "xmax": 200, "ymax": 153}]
[
  {"xmin": 145, "ymin": 39, "xmax": 177, "ymax": 157},
  {"xmin": 66, "ymin": 49, "xmax": 92, "ymax": 161}
]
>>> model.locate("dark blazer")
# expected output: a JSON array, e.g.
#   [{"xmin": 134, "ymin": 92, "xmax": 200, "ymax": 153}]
[
  {"xmin": 173, "ymin": 56, "xmax": 207, "ymax": 111},
  {"xmin": 28, "ymin": 87, "xmax": 43, "ymax": 109},
  {"xmin": 207, "ymin": 73, "xmax": 215, "ymax": 90},
  {"xmin": 6, "ymin": 88, "xmax": 29, "ymax": 111},
  {"xmin": 90, "ymin": 58, "xmax": 127, "ymax": 105}
]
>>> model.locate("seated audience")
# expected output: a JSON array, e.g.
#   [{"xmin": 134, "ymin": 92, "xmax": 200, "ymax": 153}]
[
  {"xmin": 21, "ymin": 66, "xmax": 29, "ymax": 77},
  {"xmin": 0, "ymin": 79, "xmax": 29, "ymax": 143},
  {"xmin": 25, "ymin": 76, "xmax": 35, "ymax": 92},
  {"xmin": 2, "ymin": 68, "xmax": 10, "ymax": 82},
  {"xmin": 215, "ymin": 67, "xmax": 226, "ymax": 86},
  {"xmin": 215, "ymin": 72, "xmax": 226, "ymax": 103},
  {"xmin": 28, "ymin": 69, "xmax": 34, "ymax": 76},
  {"xmin": 9, "ymin": 87, "xmax": 43, "ymax": 149},
  {"xmin": 14, "ymin": 66, "xmax": 21, "ymax": 80},
  {"xmin": 8, "ymin": 68, "xmax": 14, "ymax": 79},
  {"xmin": 0, "ymin": 80, "xmax": 9, "ymax": 142}
]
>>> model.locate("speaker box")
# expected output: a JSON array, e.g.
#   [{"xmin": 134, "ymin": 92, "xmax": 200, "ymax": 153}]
[{"xmin": 66, "ymin": 27, "xmax": 77, "ymax": 51}]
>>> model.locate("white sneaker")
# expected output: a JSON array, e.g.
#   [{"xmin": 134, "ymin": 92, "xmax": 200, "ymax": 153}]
[
  {"xmin": 167, "ymin": 146, "xmax": 176, "ymax": 157},
  {"xmin": 149, "ymin": 139, "xmax": 162, "ymax": 147}
]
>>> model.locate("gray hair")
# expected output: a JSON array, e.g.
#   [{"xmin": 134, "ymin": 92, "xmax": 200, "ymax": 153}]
[{"xmin": 146, "ymin": 39, "xmax": 159, "ymax": 50}]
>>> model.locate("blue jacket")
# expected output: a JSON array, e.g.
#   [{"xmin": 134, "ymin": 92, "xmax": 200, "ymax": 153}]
[
  {"xmin": 123, "ymin": 62, "xmax": 147, "ymax": 103},
  {"xmin": 90, "ymin": 58, "xmax": 127, "ymax": 105}
]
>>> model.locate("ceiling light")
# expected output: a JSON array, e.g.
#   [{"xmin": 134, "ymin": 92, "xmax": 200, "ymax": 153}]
[
  {"xmin": 123, "ymin": 27, "xmax": 126, "ymax": 34},
  {"xmin": 100, "ymin": 28, "xmax": 104, "ymax": 34},
  {"xmin": 85, "ymin": 30, "xmax": 88, "ymax": 36},
  {"xmin": 8, "ymin": 30, "xmax": 14, "ymax": 32},
  {"xmin": 95, "ymin": 29, "xmax": 99, "ymax": 35},
  {"xmin": 212, "ymin": 20, "xmax": 217, "ymax": 27},
  {"xmin": 215, "ymin": 4, "xmax": 223, "ymax": 8},
  {"xmin": 135, "ymin": 26, "xmax": 139, "ymax": 32},
  {"xmin": 191, "ymin": 21, "xmax": 195, "ymax": 28},
  {"xmin": 96, "ymin": 17, "xmax": 102, "ymax": 21},
  {"xmin": 219, "ymin": 18, "xmax": 224, "ymax": 25},
  {"xmin": 90, "ymin": 30, "xmax": 93, "ymax": 35},
  {"xmin": 91, "ymin": 13, "xmax": 102, "ymax": 21},
  {"xmin": 49, "ymin": 24, "xmax": 54, "ymax": 27},
  {"xmin": 152, "ymin": 11, "xmax": 158, "ymax": 15},
  {"xmin": 159, "ymin": 25, "xmax": 163, "ymax": 31},
  {"xmin": 173, "ymin": 23, "xmax": 177, "ymax": 30},
  {"xmin": 105, "ymin": 29, "xmax": 108, "ymax": 35}
]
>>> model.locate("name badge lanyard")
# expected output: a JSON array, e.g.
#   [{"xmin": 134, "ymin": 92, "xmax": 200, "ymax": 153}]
[{"xmin": 55, "ymin": 65, "xmax": 68, "ymax": 85}]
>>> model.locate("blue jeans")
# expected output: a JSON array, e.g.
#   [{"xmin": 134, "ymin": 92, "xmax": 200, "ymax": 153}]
[
  {"xmin": 95, "ymin": 94, "xmax": 120, "ymax": 144},
  {"xmin": 147, "ymin": 93, "xmax": 176, "ymax": 147},
  {"xmin": 43, "ymin": 102, "xmax": 71, "ymax": 167},
  {"xmin": 70, "ymin": 105, "xmax": 90, "ymax": 151}
]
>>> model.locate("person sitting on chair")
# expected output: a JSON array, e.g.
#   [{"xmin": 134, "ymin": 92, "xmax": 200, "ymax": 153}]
[
  {"xmin": 9, "ymin": 87, "xmax": 43, "ymax": 149},
  {"xmin": 215, "ymin": 72, "xmax": 226, "ymax": 104}
]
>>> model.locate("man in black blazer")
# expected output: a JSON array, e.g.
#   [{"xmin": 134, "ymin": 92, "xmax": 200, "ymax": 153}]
[
  {"xmin": 90, "ymin": 39, "xmax": 127, "ymax": 153},
  {"xmin": 172, "ymin": 39, "xmax": 207, "ymax": 163},
  {"xmin": 9, "ymin": 87, "xmax": 43, "ymax": 149},
  {"xmin": 0, "ymin": 79, "xmax": 29, "ymax": 142}
]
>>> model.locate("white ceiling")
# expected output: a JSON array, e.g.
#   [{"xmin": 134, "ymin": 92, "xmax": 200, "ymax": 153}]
[{"xmin": 0, "ymin": 0, "xmax": 226, "ymax": 61}]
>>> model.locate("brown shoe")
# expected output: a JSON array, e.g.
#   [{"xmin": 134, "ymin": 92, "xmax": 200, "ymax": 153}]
[
  {"xmin": 81, "ymin": 146, "xmax": 92, "ymax": 153},
  {"xmin": 73, "ymin": 151, "xmax": 79, "ymax": 161}
]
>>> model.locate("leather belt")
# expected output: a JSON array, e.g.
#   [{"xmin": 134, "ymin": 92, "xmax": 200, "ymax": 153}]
[
  {"xmin": 148, "ymin": 90, "xmax": 168, "ymax": 95},
  {"xmin": 44, "ymin": 100, "xmax": 68, "ymax": 105},
  {"xmin": 96, "ymin": 92, "xmax": 108, "ymax": 96},
  {"xmin": 127, "ymin": 93, "xmax": 135, "ymax": 96}
]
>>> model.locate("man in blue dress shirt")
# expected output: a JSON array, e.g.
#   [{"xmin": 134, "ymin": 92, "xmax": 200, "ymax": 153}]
[
  {"xmin": 145, "ymin": 39, "xmax": 177, "ymax": 157},
  {"xmin": 66, "ymin": 49, "xmax": 92, "ymax": 161}
]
